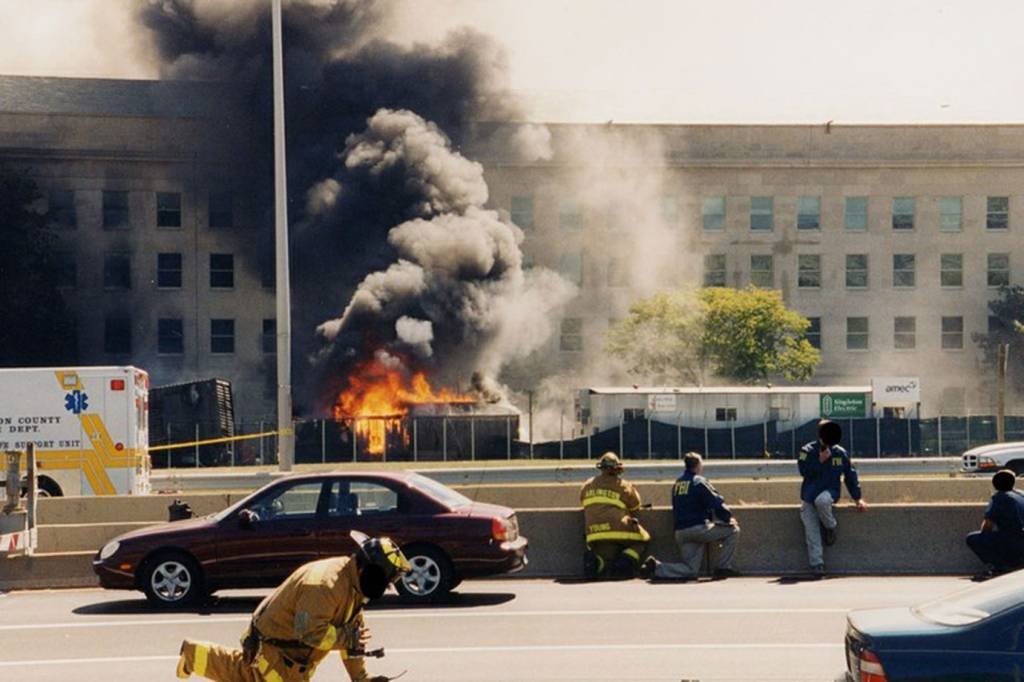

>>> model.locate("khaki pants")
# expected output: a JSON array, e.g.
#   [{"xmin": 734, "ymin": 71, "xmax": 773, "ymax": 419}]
[
  {"xmin": 177, "ymin": 639, "xmax": 317, "ymax": 682},
  {"xmin": 653, "ymin": 522, "xmax": 740, "ymax": 579}
]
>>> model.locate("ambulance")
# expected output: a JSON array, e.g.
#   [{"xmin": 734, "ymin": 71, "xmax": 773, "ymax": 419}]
[{"xmin": 0, "ymin": 366, "xmax": 150, "ymax": 497}]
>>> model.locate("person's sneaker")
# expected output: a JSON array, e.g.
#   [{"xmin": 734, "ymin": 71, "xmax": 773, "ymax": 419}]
[
  {"xmin": 713, "ymin": 567, "xmax": 742, "ymax": 579},
  {"xmin": 820, "ymin": 523, "xmax": 836, "ymax": 546},
  {"xmin": 639, "ymin": 556, "xmax": 658, "ymax": 580},
  {"xmin": 811, "ymin": 564, "xmax": 826, "ymax": 579}
]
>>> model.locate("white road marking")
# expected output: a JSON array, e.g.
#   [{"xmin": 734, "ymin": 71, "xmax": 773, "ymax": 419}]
[
  {"xmin": 0, "ymin": 607, "xmax": 846, "ymax": 631},
  {"xmin": 0, "ymin": 643, "xmax": 844, "ymax": 667}
]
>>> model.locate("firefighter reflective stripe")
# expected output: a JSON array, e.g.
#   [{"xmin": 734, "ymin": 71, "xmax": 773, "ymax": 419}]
[
  {"xmin": 256, "ymin": 656, "xmax": 284, "ymax": 682},
  {"xmin": 581, "ymin": 496, "xmax": 627, "ymax": 509},
  {"xmin": 622, "ymin": 547, "xmax": 641, "ymax": 561},
  {"xmin": 586, "ymin": 529, "xmax": 651, "ymax": 543},
  {"xmin": 193, "ymin": 644, "xmax": 208, "ymax": 676},
  {"xmin": 315, "ymin": 624, "xmax": 338, "ymax": 650}
]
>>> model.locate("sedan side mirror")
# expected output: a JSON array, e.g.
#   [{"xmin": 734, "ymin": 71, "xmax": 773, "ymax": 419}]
[{"xmin": 238, "ymin": 509, "xmax": 259, "ymax": 529}]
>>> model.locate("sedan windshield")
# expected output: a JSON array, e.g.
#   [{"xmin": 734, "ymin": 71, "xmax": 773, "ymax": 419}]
[
  {"xmin": 914, "ymin": 571, "xmax": 1024, "ymax": 626},
  {"xmin": 406, "ymin": 472, "xmax": 472, "ymax": 509}
]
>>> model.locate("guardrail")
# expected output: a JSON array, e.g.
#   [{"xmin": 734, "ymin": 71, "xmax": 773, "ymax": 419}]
[{"xmin": 151, "ymin": 457, "xmax": 963, "ymax": 492}]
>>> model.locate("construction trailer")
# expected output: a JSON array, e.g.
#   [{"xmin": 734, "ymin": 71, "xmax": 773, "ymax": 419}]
[{"xmin": 149, "ymin": 378, "xmax": 235, "ymax": 467}]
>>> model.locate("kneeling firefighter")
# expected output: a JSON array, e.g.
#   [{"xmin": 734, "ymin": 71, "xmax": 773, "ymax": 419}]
[
  {"xmin": 580, "ymin": 452, "xmax": 651, "ymax": 578},
  {"xmin": 176, "ymin": 530, "xmax": 410, "ymax": 681}
]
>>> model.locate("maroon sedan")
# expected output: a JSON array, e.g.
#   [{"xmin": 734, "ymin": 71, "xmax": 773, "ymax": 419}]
[{"xmin": 93, "ymin": 471, "xmax": 527, "ymax": 606}]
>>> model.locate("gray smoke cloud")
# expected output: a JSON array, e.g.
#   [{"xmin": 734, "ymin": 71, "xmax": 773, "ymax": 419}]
[
  {"xmin": 138, "ymin": 0, "xmax": 566, "ymax": 413},
  {"xmin": 315, "ymin": 109, "xmax": 575, "ymax": 402}
]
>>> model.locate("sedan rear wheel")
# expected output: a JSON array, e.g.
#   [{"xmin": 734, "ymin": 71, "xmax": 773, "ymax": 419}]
[
  {"xmin": 395, "ymin": 545, "xmax": 453, "ymax": 602},
  {"xmin": 142, "ymin": 552, "xmax": 204, "ymax": 607}
]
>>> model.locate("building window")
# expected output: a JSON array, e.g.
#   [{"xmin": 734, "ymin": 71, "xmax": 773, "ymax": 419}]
[
  {"xmin": 103, "ymin": 190, "xmax": 130, "ymax": 229},
  {"xmin": 940, "ymin": 253, "xmax": 963, "ymax": 287},
  {"xmin": 893, "ymin": 254, "xmax": 915, "ymax": 288},
  {"xmin": 846, "ymin": 317, "xmax": 869, "ymax": 350},
  {"xmin": 844, "ymin": 196, "xmax": 868, "ymax": 231},
  {"xmin": 715, "ymin": 407, "xmax": 737, "ymax": 422},
  {"xmin": 558, "ymin": 253, "xmax": 583, "ymax": 285},
  {"xmin": 892, "ymin": 197, "xmax": 915, "ymax": 230},
  {"xmin": 938, "ymin": 197, "xmax": 962, "ymax": 232},
  {"xmin": 103, "ymin": 252, "xmax": 131, "ymax": 290},
  {"xmin": 156, "ymin": 253, "xmax": 182, "ymax": 289},
  {"xmin": 797, "ymin": 254, "xmax": 821, "ymax": 288},
  {"xmin": 797, "ymin": 196, "xmax": 821, "ymax": 230},
  {"xmin": 988, "ymin": 253, "xmax": 1010, "ymax": 287},
  {"xmin": 894, "ymin": 316, "xmax": 916, "ymax": 350},
  {"xmin": 262, "ymin": 319, "xmax": 276, "ymax": 354},
  {"xmin": 806, "ymin": 316, "xmax": 821, "ymax": 349},
  {"xmin": 941, "ymin": 316, "xmax": 964, "ymax": 350},
  {"xmin": 607, "ymin": 257, "xmax": 629, "ymax": 287},
  {"xmin": 210, "ymin": 253, "xmax": 234, "ymax": 289},
  {"xmin": 157, "ymin": 318, "xmax": 184, "ymax": 355},
  {"xmin": 53, "ymin": 251, "xmax": 77, "ymax": 288},
  {"xmin": 750, "ymin": 255, "xmax": 773, "ymax": 288},
  {"xmin": 157, "ymin": 192, "xmax": 182, "ymax": 228},
  {"xmin": 750, "ymin": 196, "xmax": 773, "ymax": 231},
  {"xmin": 558, "ymin": 199, "xmax": 583, "ymax": 230},
  {"xmin": 209, "ymin": 191, "xmax": 234, "ymax": 228},
  {"xmin": 48, "ymin": 189, "xmax": 76, "ymax": 229},
  {"xmin": 703, "ymin": 254, "xmax": 726, "ymax": 287},
  {"xmin": 104, "ymin": 317, "xmax": 132, "ymax": 354},
  {"xmin": 560, "ymin": 318, "xmax": 583, "ymax": 351},
  {"xmin": 845, "ymin": 254, "xmax": 868, "ymax": 288},
  {"xmin": 987, "ymin": 196, "xmax": 1009, "ymax": 230},
  {"xmin": 702, "ymin": 196, "xmax": 725, "ymax": 231},
  {"xmin": 210, "ymin": 319, "xmax": 235, "ymax": 354},
  {"xmin": 661, "ymin": 195, "xmax": 679, "ymax": 224},
  {"xmin": 510, "ymin": 195, "xmax": 533, "ymax": 228}
]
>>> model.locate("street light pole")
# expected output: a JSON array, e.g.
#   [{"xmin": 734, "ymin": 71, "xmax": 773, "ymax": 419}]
[{"xmin": 272, "ymin": 0, "xmax": 294, "ymax": 471}]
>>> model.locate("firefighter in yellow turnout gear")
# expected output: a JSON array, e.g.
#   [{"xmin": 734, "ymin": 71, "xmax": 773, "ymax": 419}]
[
  {"xmin": 176, "ymin": 532, "xmax": 410, "ymax": 682},
  {"xmin": 580, "ymin": 452, "xmax": 651, "ymax": 578}
]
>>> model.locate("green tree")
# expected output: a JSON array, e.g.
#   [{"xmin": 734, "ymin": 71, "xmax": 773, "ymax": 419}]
[
  {"xmin": 0, "ymin": 166, "xmax": 77, "ymax": 366},
  {"xmin": 973, "ymin": 284, "xmax": 1024, "ymax": 390},
  {"xmin": 607, "ymin": 287, "xmax": 819, "ymax": 384}
]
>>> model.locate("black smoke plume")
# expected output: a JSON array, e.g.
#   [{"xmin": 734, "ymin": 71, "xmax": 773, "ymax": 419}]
[{"xmin": 139, "ymin": 0, "xmax": 566, "ymax": 412}]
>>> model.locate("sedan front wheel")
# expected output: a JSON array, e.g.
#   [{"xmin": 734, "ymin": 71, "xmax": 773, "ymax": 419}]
[{"xmin": 141, "ymin": 552, "xmax": 204, "ymax": 607}]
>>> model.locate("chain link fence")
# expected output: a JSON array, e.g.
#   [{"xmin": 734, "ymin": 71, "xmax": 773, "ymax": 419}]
[{"xmin": 148, "ymin": 414, "xmax": 1024, "ymax": 468}]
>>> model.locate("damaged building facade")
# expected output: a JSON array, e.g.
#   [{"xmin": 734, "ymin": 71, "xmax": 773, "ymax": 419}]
[{"xmin": 2, "ymin": 75, "xmax": 1023, "ymax": 420}]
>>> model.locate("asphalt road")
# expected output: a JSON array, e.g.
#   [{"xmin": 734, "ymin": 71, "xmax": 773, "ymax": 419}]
[{"xmin": 0, "ymin": 577, "xmax": 967, "ymax": 682}]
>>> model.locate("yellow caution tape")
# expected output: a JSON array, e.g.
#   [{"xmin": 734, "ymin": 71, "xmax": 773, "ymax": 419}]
[{"xmin": 148, "ymin": 428, "xmax": 294, "ymax": 452}]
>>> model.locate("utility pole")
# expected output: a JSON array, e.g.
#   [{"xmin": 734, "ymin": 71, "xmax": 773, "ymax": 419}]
[
  {"xmin": 272, "ymin": 0, "xmax": 294, "ymax": 471},
  {"xmin": 997, "ymin": 343, "xmax": 1008, "ymax": 442}
]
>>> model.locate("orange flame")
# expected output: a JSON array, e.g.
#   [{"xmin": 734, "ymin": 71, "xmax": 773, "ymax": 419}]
[{"xmin": 331, "ymin": 357, "xmax": 472, "ymax": 455}]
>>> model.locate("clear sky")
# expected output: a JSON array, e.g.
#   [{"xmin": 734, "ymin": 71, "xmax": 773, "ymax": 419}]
[{"xmin": 2, "ymin": 0, "xmax": 1022, "ymax": 123}]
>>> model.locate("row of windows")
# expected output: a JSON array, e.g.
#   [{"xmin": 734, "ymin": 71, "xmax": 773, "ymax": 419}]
[
  {"xmin": 508, "ymin": 194, "xmax": 1014, "ymax": 233},
  {"xmin": 558, "ymin": 315, "xmax": 998, "ymax": 353},
  {"xmin": 54, "ymin": 252, "xmax": 244, "ymax": 290},
  {"xmin": 48, "ymin": 190, "xmax": 234, "ymax": 230},
  {"xmin": 702, "ymin": 195, "xmax": 1011, "ymax": 233},
  {"xmin": 103, "ymin": 317, "xmax": 276, "ymax": 356},
  {"xmin": 703, "ymin": 253, "xmax": 1012, "ymax": 289}
]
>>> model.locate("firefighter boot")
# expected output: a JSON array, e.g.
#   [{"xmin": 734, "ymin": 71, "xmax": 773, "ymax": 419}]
[{"xmin": 583, "ymin": 548, "xmax": 600, "ymax": 578}]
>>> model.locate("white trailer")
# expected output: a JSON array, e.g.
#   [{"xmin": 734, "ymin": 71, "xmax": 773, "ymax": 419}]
[{"xmin": 0, "ymin": 366, "xmax": 150, "ymax": 497}]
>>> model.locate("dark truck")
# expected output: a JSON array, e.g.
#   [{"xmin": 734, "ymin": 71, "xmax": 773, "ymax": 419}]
[{"xmin": 149, "ymin": 378, "xmax": 235, "ymax": 468}]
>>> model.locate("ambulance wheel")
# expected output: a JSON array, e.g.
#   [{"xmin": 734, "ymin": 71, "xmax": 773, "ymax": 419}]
[
  {"xmin": 37, "ymin": 477, "xmax": 62, "ymax": 497},
  {"xmin": 142, "ymin": 551, "xmax": 205, "ymax": 607},
  {"xmin": 395, "ymin": 544, "xmax": 453, "ymax": 602}
]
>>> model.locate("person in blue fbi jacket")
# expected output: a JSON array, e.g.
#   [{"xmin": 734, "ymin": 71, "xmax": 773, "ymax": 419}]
[
  {"xmin": 966, "ymin": 469, "xmax": 1024, "ymax": 579},
  {"xmin": 798, "ymin": 420, "xmax": 868, "ymax": 576},
  {"xmin": 640, "ymin": 452, "xmax": 741, "ymax": 580}
]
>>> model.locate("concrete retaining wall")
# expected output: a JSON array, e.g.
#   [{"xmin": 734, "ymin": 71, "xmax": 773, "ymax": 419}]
[{"xmin": 1, "ymin": 503, "xmax": 987, "ymax": 591}]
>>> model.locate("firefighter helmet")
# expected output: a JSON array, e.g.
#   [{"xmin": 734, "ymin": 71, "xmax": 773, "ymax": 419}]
[
  {"xmin": 597, "ymin": 452, "xmax": 624, "ymax": 473},
  {"xmin": 350, "ymin": 530, "xmax": 411, "ymax": 583}
]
